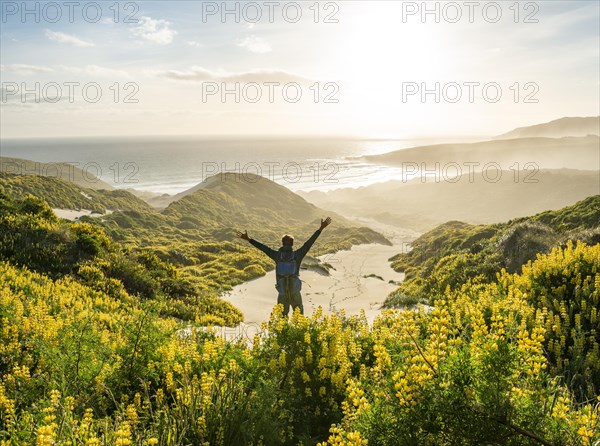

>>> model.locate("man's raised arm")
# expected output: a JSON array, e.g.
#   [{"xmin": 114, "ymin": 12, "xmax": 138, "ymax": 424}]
[
  {"xmin": 236, "ymin": 230, "xmax": 278, "ymax": 261},
  {"xmin": 297, "ymin": 217, "xmax": 332, "ymax": 259}
]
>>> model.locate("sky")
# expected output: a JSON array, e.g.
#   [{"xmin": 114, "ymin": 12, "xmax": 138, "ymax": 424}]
[{"xmin": 0, "ymin": 0, "xmax": 599, "ymax": 138}]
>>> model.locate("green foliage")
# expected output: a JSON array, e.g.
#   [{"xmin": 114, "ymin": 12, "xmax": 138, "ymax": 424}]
[
  {"xmin": 510, "ymin": 241, "xmax": 600, "ymax": 402},
  {"xmin": 0, "ymin": 172, "xmax": 389, "ymax": 294},
  {"xmin": 1, "ymin": 243, "xmax": 598, "ymax": 445},
  {"xmin": 386, "ymin": 196, "xmax": 600, "ymax": 306},
  {"xmin": 0, "ymin": 172, "xmax": 152, "ymax": 214},
  {"xmin": 2, "ymin": 170, "xmax": 598, "ymax": 444},
  {"xmin": 326, "ymin": 243, "xmax": 599, "ymax": 445},
  {"xmin": 0, "ymin": 193, "xmax": 79, "ymax": 275},
  {"xmin": 0, "ymin": 193, "xmax": 242, "ymax": 325}
]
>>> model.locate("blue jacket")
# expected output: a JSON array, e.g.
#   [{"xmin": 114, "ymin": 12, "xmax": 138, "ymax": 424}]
[{"xmin": 249, "ymin": 229, "xmax": 322, "ymax": 278}]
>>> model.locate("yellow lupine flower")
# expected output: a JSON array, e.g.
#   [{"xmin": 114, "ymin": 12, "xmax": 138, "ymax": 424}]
[
  {"xmin": 301, "ymin": 371, "xmax": 311, "ymax": 383},
  {"xmin": 114, "ymin": 421, "xmax": 132, "ymax": 446},
  {"xmin": 36, "ymin": 425, "xmax": 55, "ymax": 446},
  {"xmin": 125, "ymin": 404, "xmax": 138, "ymax": 427}
]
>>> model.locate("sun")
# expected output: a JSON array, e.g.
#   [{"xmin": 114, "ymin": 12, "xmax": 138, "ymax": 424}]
[{"xmin": 319, "ymin": 2, "xmax": 450, "ymax": 136}]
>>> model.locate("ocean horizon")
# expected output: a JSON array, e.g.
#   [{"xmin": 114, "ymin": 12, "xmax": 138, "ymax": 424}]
[{"xmin": 0, "ymin": 135, "xmax": 482, "ymax": 195}]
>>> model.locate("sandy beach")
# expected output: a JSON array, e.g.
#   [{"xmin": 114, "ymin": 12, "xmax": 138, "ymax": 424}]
[
  {"xmin": 53, "ymin": 208, "xmax": 95, "ymax": 220},
  {"xmin": 223, "ymin": 221, "xmax": 419, "ymax": 325},
  {"xmin": 53, "ymin": 209, "xmax": 112, "ymax": 221}
]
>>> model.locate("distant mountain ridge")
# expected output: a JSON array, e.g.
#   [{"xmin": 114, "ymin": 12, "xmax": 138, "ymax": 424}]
[
  {"xmin": 301, "ymin": 168, "xmax": 600, "ymax": 231},
  {"xmin": 365, "ymin": 135, "xmax": 599, "ymax": 171},
  {"xmin": 495, "ymin": 116, "xmax": 600, "ymax": 139}
]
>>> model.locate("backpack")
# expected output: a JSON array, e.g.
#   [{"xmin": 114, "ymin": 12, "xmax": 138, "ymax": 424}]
[{"xmin": 276, "ymin": 250, "xmax": 297, "ymax": 277}]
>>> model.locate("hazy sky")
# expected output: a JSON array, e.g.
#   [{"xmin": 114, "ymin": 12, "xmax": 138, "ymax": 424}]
[{"xmin": 1, "ymin": 1, "xmax": 598, "ymax": 138}]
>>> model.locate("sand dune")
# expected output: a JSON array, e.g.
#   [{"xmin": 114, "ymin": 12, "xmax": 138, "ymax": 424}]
[
  {"xmin": 222, "ymin": 223, "xmax": 418, "ymax": 325},
  {"xmin": 52, "ymin": 208, "xmax": 113, "ymax": 220}
]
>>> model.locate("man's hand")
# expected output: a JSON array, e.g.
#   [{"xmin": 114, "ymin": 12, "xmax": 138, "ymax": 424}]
[
  {"xmin": 320, "ymin": 217, "xmax": 332, "ymax": 230},
  {"xmin": 236, "ymin": 230, "xmax": 250, "ymax": 241}
]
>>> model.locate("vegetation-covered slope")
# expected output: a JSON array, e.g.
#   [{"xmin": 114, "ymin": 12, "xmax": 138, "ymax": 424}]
[
  {"xmin": 386, "ymin": 195, "xmax": 600, "ymax": 307},
  {"xmin": 0, "ymin": 172, "xmax": 150, "ymax": 214},
  {"xmin": 0, "ymin": 242, "xmax": 597, "ymax": 445},
  {"xmin": 0, "ymin": 192, "xmax": 242, "ymax": 325},
  {"xmin": 0, "ymin": 171, "xmax": 389, "ymax": 292},
  {"xmin": 385, "ymin": 197, "xmax": 600, "ymax": 403},
  {"xmin": 0, "ymin": 156, "xmax": 114, "ymax": 190}
]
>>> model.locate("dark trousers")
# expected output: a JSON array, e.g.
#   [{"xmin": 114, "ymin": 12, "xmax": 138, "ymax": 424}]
[{"xmin": 276, "ymin": 276, "xmax": 303, "ymax": 317}]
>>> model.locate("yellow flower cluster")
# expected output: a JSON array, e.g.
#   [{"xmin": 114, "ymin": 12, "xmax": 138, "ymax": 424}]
[
  {"xmin": 341, "ymin": 379, "xmax": 370, "ymax": 421},
  {"xmin": 317, "ymin": 425, "xmax": 368, "ymax": 446},
  {"xmin": 392, "ymin": 369, "xmax": 423, "ymax": 408},
  {"xmin": 516, "ymin": 326, "xmax": 547, "ymax": 376},
  {"xmin": 425, "ymin": 304, "xmax": 450, "ymax": 368},
  {"xmin": 575, "ymin": 403, "xmax": 599, "ymax": 446},
  {"xmin": 0, "ymin": 383, "xmax": 15, "ymax": 431},
  {"xmin": 115, "ymin": 421, "xmax": 132, "ymax": 446},
  {"xmin": 372, "ymin": 343, "xmax": 391, "ymax": 372},
  {"xmin": 35, "ymin": 391, "xmax": 61, "ymax": 446},
  {"xmin": 0, "ymin": 240, "xmax": 598, "ymax": 445}
]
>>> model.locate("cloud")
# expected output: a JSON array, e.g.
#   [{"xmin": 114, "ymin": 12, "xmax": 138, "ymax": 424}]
[
  {"xmin": 1, "ymin": 32, "xmax": 18, "ymax": 43},
  {"xmin": 236, "ymin": 35, "xmax": 272, "ymax": 53},
  {"xmin": 159, "ymin": 66, "xmax": 313, "ymax": 85},
  {"xmin": 0, "ymin": 64, "xmax": 54, "ymax": 75},
  {"xmin": 132, "ymin": 16, "xmax": 177, "ymax": 45},
  {"xmin": 1, "ymin": 64, "xmax": 130, "ymax": 78},
  {"xmin": 187, "ymin": 40, "xmax": 203, "ymax": 47},
  {"xmin": 0, "ymin": 86, "xmax": 72, "ymax": 106},
  {"xmin": 59, "ymin": 65, "xmax": 131, "ymax": 78},
  {"xmin": 45, "ymin": 29, "xmax": 94, "ymax": 47}
]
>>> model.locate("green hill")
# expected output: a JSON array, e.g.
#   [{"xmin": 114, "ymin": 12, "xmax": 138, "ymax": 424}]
[
  {"xmin": 0, "ymin": 171, "xmax": 389, "ymax": 292},
  {"xmin": 0, "ymin": 172, "xmax": 152, "ymax": 214},
  {"xmin": 162, "ymin": 172, "xmax": 388, "ymax": 246},
  {"xmin": 98, "ymin": 173, "xmax": 389, "ymax": 290},
  {"xmin": 385, "ymin": 195, "xmax": 600, "ymax": 307},
  {"xmin": 0, "ymin": 156, "xmax": 114, "ymax": 190}
]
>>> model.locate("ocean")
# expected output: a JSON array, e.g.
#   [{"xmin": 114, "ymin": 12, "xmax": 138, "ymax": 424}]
[{"xmin": 0, "ymin": 136, "xmax": 468, "ymax": 195}]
